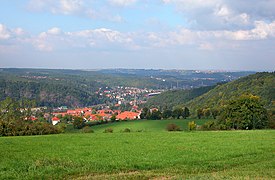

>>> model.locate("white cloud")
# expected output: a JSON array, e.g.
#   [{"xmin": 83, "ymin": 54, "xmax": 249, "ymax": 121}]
[
  {"xmin": 58, "ymin": 0, "xmax": 83, "ymax": 14},
  {"xmin": 13, "ymin": 28, "xmax": 25, "ymax": 36},
  {"xmin": 1, "ymin": 20, "xmax": 275, "ymax": 53},
  {"xmin": 30, "ymin": 27, "xmax": 135, "ymax": 51},
  {"xmin": 109, "ymin": 0, "xmax": 137, "ymax": 6},
  {"xmin": 161, "ymin": 0, "xmax": 275, "ymax": 30},
  {"xmin": 0, "ymin": 24, "xmax": 11, "ymax": 40},
  {"xmin": 231, "ymin": 21, "xmax": 275, "ymax": 40},
  {"xmin": 145, "ymin": 21, "xmax": 275, "ymax": 49},
  {"xmin": 27, "ymin": 0, "xmax": 126, "ymax": 23},
  {"xmin": 28, "ymin": 0, "xmax": 83, "ymax": 14},
  {"xmin": 47, "ymin": 27, "xmax": 62, "ymax": 35}
]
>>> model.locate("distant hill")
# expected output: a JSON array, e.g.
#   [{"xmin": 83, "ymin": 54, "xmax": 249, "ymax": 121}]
[
  {"xmin": 145, "ymin": 85, "xmax": 216, "ymax": 109},
  {"xmin": 99, "ymin": 69, "xmax": 255, "ymax": 89},
  {"xmin": 186, "ymin": 72, "xmax": 275, "ymax": 113},
  {"xmin": 0, "ymin": 68, "xmax": 260, "ymax": 108},
  {"xmin": 145, "ymin": 72, "xmax": 274, "ymax": 113},
  {"xmin": 0, "ymin": 69, "xmax": 106, "ymax": 107}
]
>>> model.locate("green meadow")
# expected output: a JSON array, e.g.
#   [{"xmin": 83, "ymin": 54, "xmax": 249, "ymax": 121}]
[{"xmin": 0, "ymin": 120, "xmax": 274, "ymax": 179}]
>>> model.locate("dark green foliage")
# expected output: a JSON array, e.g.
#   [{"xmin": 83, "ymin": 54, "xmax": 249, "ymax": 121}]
[
  {"xmin": 183, "ymin": 107, "xmax": 190, "ymax": 119},
  {"xmin": 140, "ymin": 107, "xmax": 149, "ymax": 119},
  {"xmin": 218, "ymin": 94, "xmax": 269, "ymax": 130},
  {"xmin": 56, "ymin": 123, "xmax": 67, "ymax": 133},
  {"xmin": 81, "ymin": 126, "xmax": 94, "ymax": 133},
  {"xmin": 0, "ymin": 97, "xmax": 61, "ymax": 136},
  {"xmin": 123, "ymin": 128, "xmax": 131, "ymax": 133},
  {"xmin": 73, "ymin": 116, "xmax": 85, "ymax": 129},
  {"xmin": 203, "ymin": 108, "xmax": 211, "ymax": 118},
  {"xmin": 0, "ymin": 97, "xmax": 22, "ymax": 122},
  {"xmin": 172, "ymin": 107, "xmax": 183, "ymax": 119},
  {"xmin": 60, "ymin": 114, "xmax": 73, "ymax": 123},
  {"xmin": 268, "ymin": 105, "xmax": 275, "ymax": 129},
  {"xmin": 166, "ymin": 123, "xmax": 181, "ymax": 131},
  {"xmin": 196, "ymin": 108, "xmax": 221, "ymax": 119},
  {"xmin": 162, "ymin": 109, "xmax": 172, "ymax": 119},
  {"xmin": 104, "ymin": 128, "xmax": 113, "ymax": 133},
  {"xmin": 145, "ymin": 86, "xmax": 216, "ymax": 109},
  {"xmin": 188, "ymin": 72, "xmax": 275, "ymax": 114},
  {"xmin": 197, "ymin": 109, "xmax": 203, "ymax": 119},
  {"xmin": 149, "ymin": 110, "xmax": 162, "ymax": 120},
  {"xmin": 211, "ymin": 108, "xmax": 220, "ymax": 119},
  {"xmin": 0, "ymin": 120, "xmax": 61, "ymax": 136},
  {"xmin": 201, "ymin": 120, "xmax": 218, "ymax": 130},
  {"xmin": 110, "ymin": 114, "xmax": 116, "ymax": 122},
  {"xmin": 0, "ymin": 70, "xmax": 107, "ymax": 108}
]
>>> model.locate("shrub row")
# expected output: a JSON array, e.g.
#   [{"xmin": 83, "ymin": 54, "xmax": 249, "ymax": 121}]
[{"xmin": 0, "ymin": 120, "xmax": 64, "ymax": 136}]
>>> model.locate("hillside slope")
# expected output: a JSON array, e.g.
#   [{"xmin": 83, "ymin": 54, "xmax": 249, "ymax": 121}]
[
  {"xmin": 145, "ymin": 86, "xmax": 216, "ymax": 109},
  {"xmin": 0, "ymin": 70, "xmax": 106, "ymax": 107},
  {"xmin": 187, "ymin": 72, "xmax": 275, "ymax": 112}
]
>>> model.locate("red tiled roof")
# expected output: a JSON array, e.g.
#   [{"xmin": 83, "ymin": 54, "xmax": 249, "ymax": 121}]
[
  {"xmin": 52, "ymin": 117, "xmax": 60, "ymax": 121},
  {"xmin": 53, "ymin": 112, "xmax": 67, "ymax": 117},
  {"xmin": 84, "ymin": 112, "xmax": 92, "ymax": 117},
  {"xmin": 116, "ymin": 111, "xmax": 139, "ymax": 120},
  {"xmin": 31, "ymin": 116, "xmax": 38, "ymax": 121}
]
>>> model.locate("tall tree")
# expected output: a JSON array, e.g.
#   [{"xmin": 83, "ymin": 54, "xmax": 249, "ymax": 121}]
[
  {"xmin": 218, "ymin": 94, "xmax": 269, "ymax": 129},
  {"xmin": 162, "ymin": 109, "xmax": 172, "ymax": 119},
  {"xmin": 197, "ymin": 109, "xmax": 203, "ymax": 119},
  {"xmin": 172, "ymin": 107, "xmax": 183, "ymax": 119},
  {"xmin": 183, "ymin": 107, "xmax": 190, "ymax": 119}
]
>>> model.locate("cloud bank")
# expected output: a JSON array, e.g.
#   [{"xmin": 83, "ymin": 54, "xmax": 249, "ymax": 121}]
[{"xmin": 0, "ymin": 0, "xmax": 274, "ymax": 70}]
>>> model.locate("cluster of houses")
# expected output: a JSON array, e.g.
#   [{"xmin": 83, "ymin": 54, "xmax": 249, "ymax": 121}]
[{"xmin": 51, "ymin": 107, "xmax": 141, "ymax": 125}]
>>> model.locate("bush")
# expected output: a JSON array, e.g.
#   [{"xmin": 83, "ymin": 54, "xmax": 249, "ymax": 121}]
[
  {"xmin": 0, "ymin": 120, "xmax": 61, "ymax": 136},
  {"xmin": 82, "ymin": 126, "xmax": 94, "ymax": 133},
  {"xmin": 188, "ymin": 121, "xmax": 197, "ymax": 131},
  {"xmin": 123, "ymin": 128, "xmax": 131, "ymax": 133},
  {"xmin": 104, "ymin": 128, "xmax": 113, "ymax": 133},
  {"xmin": 73, "ymin": 116, "xmax": 85, "ymax": 129},
  {"xmin": 201, "ymin": 120, "xmax": 218, "ymax": 130},
  {"xmin": 56, "ymin": 123, "xmax": 67, "ymax": 133},
  {"xmin": 166, "ymin": 123, "xmax": 181, "ymax": 131}
]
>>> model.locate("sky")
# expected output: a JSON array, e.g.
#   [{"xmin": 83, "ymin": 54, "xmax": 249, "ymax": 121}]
[{"xmin": 0, "ymin": 0, "xmax": 275, "ymax": 71}]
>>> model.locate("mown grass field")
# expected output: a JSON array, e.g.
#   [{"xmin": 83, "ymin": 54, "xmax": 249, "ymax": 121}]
[{"xmin": 0, "ymin": 120, "xmax": 274, "ymax": 179}]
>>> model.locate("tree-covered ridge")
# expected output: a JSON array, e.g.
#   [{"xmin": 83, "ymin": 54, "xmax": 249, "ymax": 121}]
[
  {"xmin": 0, "ymin": 68, "xmax": 255, "ymax": 89},
  {"xmin": 187, "ymin": 72, "xmax": 275, "ymax": 112},
  {"xmin": 0, "ymin": 80, "xmax": 104, "ymax": 107},
  {"xmin": 0, "ymin": 70, "xmax": 107, "ymax": 107},
  {"xmin": 145, "ymin": 85, "xmax": 216, "ymax": 109}
]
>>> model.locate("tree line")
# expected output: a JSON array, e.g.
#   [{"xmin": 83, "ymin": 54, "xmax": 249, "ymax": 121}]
[
  {"xmin": 140, "ymin": 106, "xmax": 190, "ymax": 120},
  {"xmin": 141, "ymin": 94, "xmax": 274, "ymax": 130}
]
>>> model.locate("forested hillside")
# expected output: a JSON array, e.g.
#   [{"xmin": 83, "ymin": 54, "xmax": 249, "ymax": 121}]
[
  {"xmin": 187, "ymin": 72, "xmax": 275, "ymax": 113},
  {"xmin": 0, "ymin": 70, "xmax": 106, "ymax": 107},
  {"xmin": 0, "ymin": 80, "xmax": 104, "ymax": 107},
  {"xmin": 145, "ymin": 85, "xmax": 216, "ymax": 109},
  {"xmin": 0, "ymin": 68, "xmax": 262, "ymax": 108}
]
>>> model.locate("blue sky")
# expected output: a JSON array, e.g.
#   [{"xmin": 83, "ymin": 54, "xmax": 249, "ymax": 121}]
[{"xmin": 0, "ymin": 0, "xmax": 275, "ymax": 71}]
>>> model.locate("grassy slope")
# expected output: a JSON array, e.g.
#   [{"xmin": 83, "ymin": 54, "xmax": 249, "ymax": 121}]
[{"xmin": 0, "ymin": 128, "xmax": 274, "ymax": 179}]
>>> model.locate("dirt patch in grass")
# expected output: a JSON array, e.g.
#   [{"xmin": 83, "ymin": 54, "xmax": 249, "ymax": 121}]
[{"xmin": 73, "ymin": 171, "xmax": 176, "ymax": 180}]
